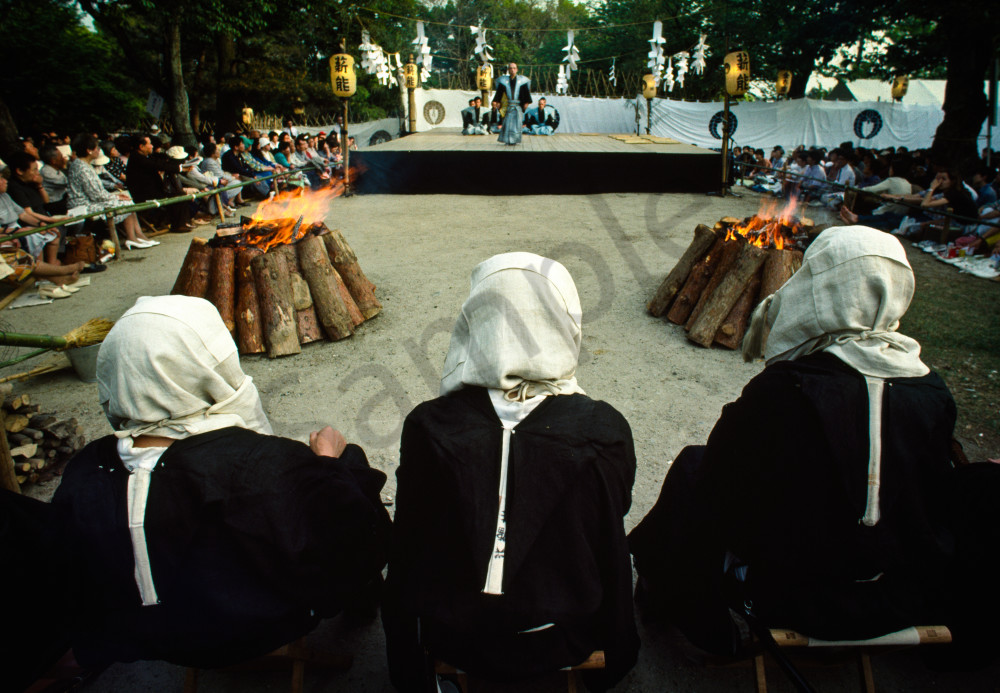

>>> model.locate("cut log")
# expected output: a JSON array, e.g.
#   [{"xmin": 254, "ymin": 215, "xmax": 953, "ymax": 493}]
[
  {"xmin": 206, "ymin": 247, "xmax": 237, "ymax": 337},
  {"xmin": 685, "ymin": 238, "xmax": 742, "ymax": 330},
  {"xmin": 250, "ymin": 251, "xmax": 302, "ymax": 358},
  {"xmin": 758, "ymin": 249, "xmax": 803, "ymax": 300},
  {"xmin": 687, "ymin": 243, "xmax": 768, "ymax": 348},
  {"xmin": 3, "ymin": 393, "xmax": 27, "ymax": 411},
  {"xmin": 298, "ymin": 235, "xmax": 355, "ymax": 341},
  {"xmin": 171, "ymin": 237, "xmax": 213, "ymax": 298},
  {"xmin": 648, "ymin": 225, "xmax": 720, "ymax": 317},
  {"xmin": 276, "ymin": 246, "xmax": 323, "ymax": 345},
  {"xmin": 5, "ymin": 415, "xmax": 29, "ymax": 434},
  {"xmin": 235, "ymin": 249, "xmax": 266, "ymax": 355},
  {"xmin": 9, "ymin": 443, "xmax": 37, "ymax": 458},
  {"xmin": 0, "ymin": 410, "xmax": 20, "ymax": 493},
  {"xmin": 667, "ymin": 237, "xmax": 727, "ymax": 325},
  {"xmin": 320, "ymin": 228, "xmax": 381, "ymax": 319},
  {"xmin": 332, "ymin": 267, "xmax": 365, "ymax": 327},
  {"xmin": 715, "ymin": 269, "xmax": 764, "ymax": 350},
  {"xmin": 19, "ymin": 427, "xmax": 43, "ymax": 441},
  {"xmin": 28, "ymin": 414, "xmax": 56, "ymax": 429}
]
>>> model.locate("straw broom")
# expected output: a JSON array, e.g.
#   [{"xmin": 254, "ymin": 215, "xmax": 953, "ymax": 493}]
[{"xmin": 0, "ymin": 318, "xmax": 115, "ymax": 351}]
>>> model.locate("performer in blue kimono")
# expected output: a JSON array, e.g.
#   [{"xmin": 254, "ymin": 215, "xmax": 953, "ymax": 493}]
[
  {"xmin": 524, "ymin": 98, "xmax": 559, "ymax": 136},
  {"xmin": 492, "ymin": 63, "xmax": 532, "ymax": 145},
  {"xmin": 483, "ymin": 100, "xmax": 503, "ymax": 134},
  {"xmin": 461, "ymin": 98, "xmax": 487, "ymax": 135}
]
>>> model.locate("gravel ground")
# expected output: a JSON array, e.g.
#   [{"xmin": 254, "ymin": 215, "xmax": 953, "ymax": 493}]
[{"xmin": 7, "ymin": 192, "xmax": 998, "ymax": 692}]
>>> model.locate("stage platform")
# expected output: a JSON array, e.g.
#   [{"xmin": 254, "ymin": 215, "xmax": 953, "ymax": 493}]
[{"xmin": 354, "ymin": 128, "xmax": 719, "ymax": 195}]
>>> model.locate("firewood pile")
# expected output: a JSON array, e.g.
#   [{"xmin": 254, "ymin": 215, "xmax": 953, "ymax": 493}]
[
  {"xmin": 0, "ymin": 388, "xmax": 86, "ymax": 490},
  {"xmin": 648, "ymin": 211, "xmax": 818, "ymax": 349},
  {"xmin": 170, "ymin": 218, "xmax": 381, "ymax": 359}
]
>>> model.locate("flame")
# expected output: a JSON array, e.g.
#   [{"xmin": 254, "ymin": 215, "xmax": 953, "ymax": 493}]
[
  {"xmin": 723, "ymin": 194, "xmax": 802, "ymax": 250},
  {"xmin": 225, "ymin": 170, "xmax": 361, "ymax": 252}
]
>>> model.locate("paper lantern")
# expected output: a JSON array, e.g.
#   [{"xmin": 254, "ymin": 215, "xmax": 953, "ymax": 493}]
[
  {"xmin": 891, "ymin": 75, "xmax": 909, "ymax": 101},
  {"xmin": 642, "ymin": 74, "xmax": 657, "ymax": 99},
  {"xmin": 776, "ymin": 70, "xmax": 792, "ymax": 96},
  {"xmin": 476, "ymin": 65, "xmax": 493, "ymax": 92},
  {"xmin": 329, "ymin": 53, "xmax": 356, "ymax": 97},
  {"xmin": 241, "ymin": 107, "xmax": 254, "ymax": 125},
  {"xmin": 404, "ymin": 57, "xmax": 419, "ymax": 89},
  {"xmin": 724, "ymin": 50, "xmax": 750, "ymax": 97}
]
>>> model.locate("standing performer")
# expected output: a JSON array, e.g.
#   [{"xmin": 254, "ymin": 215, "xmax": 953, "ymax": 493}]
[{"xmin": 493, "ymin": 63, "xmax": 532, "ymax": 146}]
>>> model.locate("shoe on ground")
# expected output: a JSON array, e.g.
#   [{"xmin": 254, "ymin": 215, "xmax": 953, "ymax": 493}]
[
  {"xmin": 82, "ymin": 263, "xmax": 107, "ymax": 273},
  {"xmin": 38, "ymin": 285, "xmax": 72, "ymax": 299}
]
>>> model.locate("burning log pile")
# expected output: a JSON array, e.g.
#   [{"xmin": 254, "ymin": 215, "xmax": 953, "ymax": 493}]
[
  {"xmin": 0, "ymin": 389, "xmax": 87, "ymax": 490},
  {"xmin": 648, "ymin": 201, "xmax": 815, "ymax": 349},
  {"xmin": 170, "ymin": 189, "xmax": 381, "ymax": 358}
]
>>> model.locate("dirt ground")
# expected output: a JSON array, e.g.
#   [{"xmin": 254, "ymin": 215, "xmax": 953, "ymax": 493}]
[{"xmin": 6, "ymin": 192, "xmax": 999, "ymax": 692}]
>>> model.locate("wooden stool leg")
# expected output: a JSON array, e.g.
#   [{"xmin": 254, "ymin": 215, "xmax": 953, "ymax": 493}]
[
  {"xmin": 567, "ymin": 669, "xmax": 579, "ymax": 693},
  {"xmin": 183, "ymin": 668, "xmax": 198, "ymax": 693},
  {"xmin": 858, "ymin": 652, "xmax": 875, "ymax": 693},
  {"xmin": 754, "ymin": 654, "xmax": 768, "ymax": 693}
]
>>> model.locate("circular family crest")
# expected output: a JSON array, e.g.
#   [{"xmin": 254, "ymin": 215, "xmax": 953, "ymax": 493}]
[
  {"xmin": 708, "ymin": 111, "xmax": 738, "ymax": 140},
  {"xmin": 423, "ymin": 101, "xmax": 446, "ymax": 125},
  {"xmin": 853, "ymin": 109, "xmax": 883, "ymax": 139},
  {"xmin": 368, "ymin": 130, "xmax": 392, "ymax": 146}
]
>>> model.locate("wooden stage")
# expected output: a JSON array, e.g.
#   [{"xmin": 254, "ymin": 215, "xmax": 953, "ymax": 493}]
[{"xmin": 354, "ymin": 128, "xmax": 719, "ymax": 195}]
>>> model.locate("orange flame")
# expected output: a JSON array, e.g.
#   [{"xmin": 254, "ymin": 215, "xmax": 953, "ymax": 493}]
[{"xmin": 724, "ymin": 195, "xmax": 802, "ymax": 250}]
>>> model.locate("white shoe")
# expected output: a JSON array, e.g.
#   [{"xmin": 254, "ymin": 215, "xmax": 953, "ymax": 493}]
[
  {"xmin": 139, "ymin": 238, "xmax": 160, "ymax": 246},
  {"xmin": 38, "ymin": 286, "xmax": 72, "ymax": 299},
  {"xmin": 125, "ymin": 239, "xmax": 152, "ymax": 249},
  {"xmin": 65, "ymin": 276, "xmax": 91, "ymax": 288}
]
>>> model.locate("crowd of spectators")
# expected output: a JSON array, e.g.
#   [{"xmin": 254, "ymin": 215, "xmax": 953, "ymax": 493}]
[
  {"xmin": 0, "ymin": 122, "xmax": 354, "ymax": 291},
  {"xmin": 732, "ymin": 143, "xmax": 1000, "ymax": 267}
]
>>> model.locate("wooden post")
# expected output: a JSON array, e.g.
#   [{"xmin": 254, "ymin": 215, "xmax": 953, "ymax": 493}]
[
  {"xmin": 720, "ymin": 92, "xmax": 732, "ymax": 192},
  {"xmin": 235, "ymin": 248, "xmax": 265, "ymax": 354},
  {"xmin": 342, "ymin": 102, "xmax": 350, "ymax": 193},
  {"xmin": 250, "ymin": 250, "xmax": 301, "ymax": 358},
  {"xmin": 206, "ymin": 247, "xmax": 236, "ymax": 337},
  {"xmin": 216, "ymin": 193, "xmax": 226, "ymax": 221},
  {"xmin": 647, "ymin": 225, "xmax": 719, "ymax": 316},
  {"xmin": 714, "ymin": 269, "xmax": 763, "ymax": 350},
  {"xmin": 297, "ymin": 235, "xmax": 354, "ymax": 341},
  {"xmin": 104, "ymin": 212, "xmax": 122, "ymax": 261},
  {"xmin": 0, "ymin": 409, "xmax": 20, "ymax": 493},
  {"xmin": 171, "ymin": 237, "xmax": 213, "ymax": 297}
]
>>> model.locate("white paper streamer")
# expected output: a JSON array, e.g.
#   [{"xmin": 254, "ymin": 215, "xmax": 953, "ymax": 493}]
[
  {"xmin": 674, "ymin": 51, "xmax": 689, "ymax": 88},
  {"xmin": 692, "ymin": 34, "xmax": 709, "ymax": 75},
  {"xmin": 647, "ymin": 20, "xmax": 666, "ymax": 86},
  {"xmin": 609, "ymin": 58, "xmax": 617, "ymax": 86},
  {"xmin": 556, "ymin": 64, "xmax": 569, "ymax": 95},
  {"xmin": 562, "ymin": 30, "xmax": 580, "ymax": 72},
  {"xmin": 412, "ymin": 21, "xmax": 433, "ymax": 83}
]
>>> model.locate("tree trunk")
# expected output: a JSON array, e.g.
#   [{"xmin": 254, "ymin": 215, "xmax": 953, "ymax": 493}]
[
  {"xmin": 251, "ymin": 251, "xmax": 301, "ymax": 358},
  {"xmin": 931, "ymin": 11, "xmax": 994, "ymax": 173},
  {"xmin": 215, "ymin": 33, "xmax": 241, "ymax": 134},
  {"xmin": 171, "ymin": 238, "xmax": 212, "ymax": 297},
  {"xmin": 166, "ymin": 16, "xmax": 196, "ymax": 146},
  {"xmin": 206, "ymin": 247, "xmax": 236, "ymax": 337},
  {"xmin": 0, "ymin": 97, "xmax": 21, "ymax": 157},
  {"xmin": 647, "ymin": 224, "xmax": 719, "ymax": 317},
  {"xmin": 297, "ymin": 236, "xmax": 355, "ymax": 341}
]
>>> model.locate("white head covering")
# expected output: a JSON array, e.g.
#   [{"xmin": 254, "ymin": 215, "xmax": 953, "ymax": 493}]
[
  {"xmin": 97, "ymin": 295, "xmax": 273, "ymax": 439},
  {"xmin": 440, "ymin": 252, "xmax": 585, "ymax": 401},
  {"xmin": 742, "ymin": 225, "xmax": 928, "ymax": 379}
]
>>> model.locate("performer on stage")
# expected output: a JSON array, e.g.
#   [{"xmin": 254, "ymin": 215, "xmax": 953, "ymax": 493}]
[
  {"xmin": 461, "ymin": 98, "xmax": 487, "ymax": 135},
  {"xmin": 524, "ymin": 98, "xmax": 559, "ymax": 136},
  {"xmin": 492, "ymin": 63, "xmax": 532, "ymax": 145},
  {"xmin": 483, "ymin": 100, "xmax": 503, "ymax": 134}
]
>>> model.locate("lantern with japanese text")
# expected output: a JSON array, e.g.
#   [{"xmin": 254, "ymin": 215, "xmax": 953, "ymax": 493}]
[
  {"xmin": 404, "ymin": 57, "xmax": 419, "ymax": 89},
  {"xmin": 329, "ymin": 52, "xmax": 356, "ymax": 97},
  {"xmin": 776, "ymin": 70, "xmax": 792, "ymax": 96},
  {"xmin": 641, "ymin": 74, "xmax": 657, "ymax": 99},
  {"xmin": 891, "ymin": 75, "xmax": 909, "ymax": 101},
  {"xmin": 476, "ymin": 64, "xmax": 493, "ymax": 92},
  {"xmin": 724, "ymin": 51, "xmax": 750, "ymax": 97}
]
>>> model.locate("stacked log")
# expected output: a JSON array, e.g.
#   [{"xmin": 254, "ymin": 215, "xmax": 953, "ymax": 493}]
[
  {"xmin": 0, "ymin": 388, "xmax": 87, "ymax": 492},
  {"xmin": 648, "ymin": 219, "xmax": 804, "ymax": 350},
  {"xmin": 171, "ymin": 223, "xmax": 381, "ymax": 358}
]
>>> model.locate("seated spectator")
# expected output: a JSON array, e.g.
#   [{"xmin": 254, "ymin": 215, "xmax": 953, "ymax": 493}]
[
  {"xmin": 45, "ymin": 295, "xmax": 391, "ymax": 672},
  {"xmin": 93, "ymin": 146, "xmax": 124, "ymax": 192},
  {"xmin": 0, "ymin": 165, "xmax": 83, "ymax": 286},
  {"xmin": 104, "ymin": 140, "xmax": 128, "ymax": 187},
  {"xmin": 221, "ymin": 135, "xmax": 271, "ymax": 198},
  {"xmin": 127, "ymin": 134, "xmax": 193, "ymax": 234},
  {"xmin": 971, "ymin": 164, "xmax": 997, "ymax": 207},
  {"xmin": 882, "ymin": 170, "xmax": 977, "ymax": 238},
  {"xmin": 839, "ymin": 156, "xmax": 915, "ymax": 231},
  {"xmin": 461, "ymin": 98, "xmax": 487, "ymax": 135},
  {"xmin": 818, "ymin": 148, "xmax": 857, "ymax": 208},
  {"xmin": 67, "ymin": 134, "xmax": 154, "ymax": 249},
  {"xmin": 289, "ymin": 135, "xmax": 330, "ymax": 189},
  {"xmin": 383, "ymin": 252, "xmax": 639, "ymax": 692},
  {"xmin": 272, "ymin": 140, "xmax": 292, "ymax": 168},
  {"xmin": 797, "ymin": 150, "xmax": 827, "ymax": 199},
  {"xmin": 629, "ymin": 226, "xmax": 1000, "ymax": 665},
  {"xmin": 38, "ymin": 145, "xmax": 70, "ymax": 215},
  {"xmin": 199, "ymin": 142, "xmax": 243, "ymax": 210},
  {"xmin": 484, "ymin": 100, "xmax": 503, "ymax": 134},
  {"xmin": 769, "ymin": 146, "xmax": 785, "ymax": 170}
]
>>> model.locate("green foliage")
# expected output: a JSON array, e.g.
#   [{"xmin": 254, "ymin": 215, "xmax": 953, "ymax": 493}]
[{"xmin": 0, "ymin": 0, "xmax": 144, "ymax": 134}]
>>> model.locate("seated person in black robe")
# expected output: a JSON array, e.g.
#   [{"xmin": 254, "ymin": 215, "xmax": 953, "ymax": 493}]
[
  {"xmin": 629, "ymin": 226, "xmax": 1000, "ymax": 666},
  {"xmin": 382, "ymin": 252, "xmax": 639, "ymax": 691},
  {"xmin": 47, "ymin": 295, "xmax": 391, "ymax": 671}
]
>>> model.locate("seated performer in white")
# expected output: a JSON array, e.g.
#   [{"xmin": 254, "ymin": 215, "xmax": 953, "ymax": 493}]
[
  {"xmin": 461, "ymin": 97, "xmax": 487, "ymax": 135},
  {"xmin": 523, "ymin": 98, "xmax": 559, "ymax": 136}
]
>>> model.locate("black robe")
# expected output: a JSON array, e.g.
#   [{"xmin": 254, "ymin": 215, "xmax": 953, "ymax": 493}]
[
  {"xmin": 382, "ymin": 387, "xmax": 639, "ymax": 691},
  {"xmin": 629, "ymin": 353, "xmax": 987, "ymax": 656},
  {"xmin": 50, "ymin": 427, "xmax": 391, "ymax": 669}
]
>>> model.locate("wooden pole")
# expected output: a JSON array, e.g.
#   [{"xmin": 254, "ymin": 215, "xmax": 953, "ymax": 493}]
[
  {"xmin": 297, "ymin": 235, "xmax": 355, "ymax": 341},
  {"xmin": 342, "ymin": 101, "xmax": 350, "ymax": 192},
  {"xmin": 216, "ymin": 193, "xmax": 226, "ymax": 221},
  {"xmin": 104, "ymin": 212, "xmax": 122, "ymax": 261},
  {"xmin": 720, "ymin": 92, "xmax": 732, "ymax": 192},
  {"xmin": 235, "ymin": 248, "xmax": 265, "ymax": 354}
]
